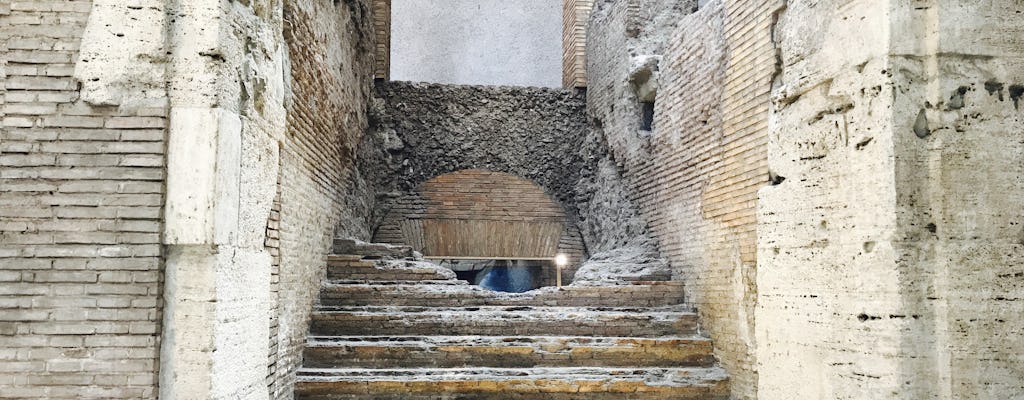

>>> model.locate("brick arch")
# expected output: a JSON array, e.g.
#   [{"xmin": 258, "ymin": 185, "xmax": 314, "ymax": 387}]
[{"xmin": 373, "ymin": 170, "xmax": 586, "ymax": 271}]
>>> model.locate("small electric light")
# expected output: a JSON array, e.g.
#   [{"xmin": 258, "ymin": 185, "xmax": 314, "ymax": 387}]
[{"xmin": 554, "ymin": 254, "xmax": 568, "ymax": 288}]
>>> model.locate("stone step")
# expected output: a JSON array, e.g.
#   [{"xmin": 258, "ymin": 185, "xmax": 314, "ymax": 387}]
[
  {"xmin": 309, "ymin": 306, "xmax": 699, "ymax": 337},
  {"xmin": 294, "ymin": 367, "xmax": 729, "ymax": 400},
  {"xmin": 302, "ymin": 335, "xmax": 715, "ymax": 368},
  {"xmin": 326, "ymin": 256, "xmax": 456, "ymax": 281},
  {"xmin": 332, "ymin": 239, "xmax": 414, "ymax": 259},
  {"xmin": 319, "ymin": 281, "xmax": 687, "ymax": 308}
]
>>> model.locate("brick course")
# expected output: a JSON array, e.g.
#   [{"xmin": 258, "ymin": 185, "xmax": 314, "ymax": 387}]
[{"xmin": 0, "ymin": 1, "xmax": 165, "ymax": 398}]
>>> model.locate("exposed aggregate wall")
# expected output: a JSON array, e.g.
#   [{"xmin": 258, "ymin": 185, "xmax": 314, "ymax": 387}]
[{"xmin": 363, "ymin": 81, "xmax": 666, "ymax": 281}]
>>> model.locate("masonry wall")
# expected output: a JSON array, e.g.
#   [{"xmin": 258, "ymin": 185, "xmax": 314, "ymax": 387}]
[
  {"xmin": 365, "ymin": 82, "xmax": 588, "ymax": 222},
  {"xmin": 364, "ymin": 82, "xmax": 597, "ymax": 281},
  {"xmin": 372, "ymin": 169, "xmax": 586, "ymax": 284},
  {"xmin": 561, "ymin": 0, "xmax": 593, "ymax": 88},
  {"xmin": 270, "ymin": 0, "xmax": 377, "ymax": 397},
  {"xmin": 583, "ymin": 0, "xmax": 766, "ymax": 397},
  {"xmin": 0, "ymin": 1, "xmax": 166, "ymax": 397},
  {"xmin": 758, "ymin": 0, "xmax": 1024, "ymax": 398}
]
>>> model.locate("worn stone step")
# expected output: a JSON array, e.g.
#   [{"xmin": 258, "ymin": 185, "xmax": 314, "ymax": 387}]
[
  {"xmin": 326, "ymin": 256, "xmax": 456, "ymax": 281},
  {"xmin": 303, "ymin": 335, "xmax": 715, "ymax": 368},
  {"xmin": 309, "ymin": 306, "xmax": 698, "ymax": 337},
  {"xmin": 319, "ymin": 281, "xmax": 687, "ymax": 308},
  {"xmin": 294, "ymin": 366, "xmax": 729, "ymax": 400},
  {"xmin": 332, "ymin": 239, "xmax": 414, "ymax": 259}
]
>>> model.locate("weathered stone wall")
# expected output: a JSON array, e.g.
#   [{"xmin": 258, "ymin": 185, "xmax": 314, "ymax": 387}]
[
  {"xmin": 365, "ymin": 82, "xmax": 650, "ymax": 280},
  {"xmin": 758, "ymin": 0, "xmax": 1024, "ymax": 398},
  {"xmin": 580, "ymin": 0, "xmax": 696, "ymax": 263},
  {"xmin": 0, "ymin": 1, "xmax": 166, "ymax": 397},
  {"xmin": 1, "ymin": 0, "xmax": 374, "ymax": 398}
]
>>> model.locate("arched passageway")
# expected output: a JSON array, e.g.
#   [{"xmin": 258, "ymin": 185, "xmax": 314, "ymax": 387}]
[{"xmin": 373, "ymin": 169, "xmax": 586, "ymax": 290}]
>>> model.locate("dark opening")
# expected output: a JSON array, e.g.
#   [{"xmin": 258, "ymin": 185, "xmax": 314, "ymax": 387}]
[
  {"xmin": 443, "ymin": 260, "xmax": 547, "ymax": 293},
  {"xmin": 640, "ymin": 101, "xmax": 655, "ymax": 131}
]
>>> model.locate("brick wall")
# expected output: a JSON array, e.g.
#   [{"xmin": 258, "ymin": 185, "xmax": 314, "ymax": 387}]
[
  {"xmin": 583, "ymin": 0, "xmax": 776, "ymax": 397},
  {"xmin": 0, "ymin": 1, "xmax": 165, "ymax": 397},
  {"xmin": 373, "ymin": 169, "xmax": 586, "ymax": 283},
  {"xmin": 270, "ymin": 0, "xmax": 377, "ymax": 397},
  {"xmin": 372, "ymin": 0, "xmax": 390, "ymax": 80},
  {"xmin": 562, "ymin": 0, "xmax": 592, "ymax": 88}
]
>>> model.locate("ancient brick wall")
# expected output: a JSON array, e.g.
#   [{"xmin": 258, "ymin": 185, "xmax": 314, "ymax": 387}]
[
  {"xmin": 270, "ymin": 0, "xmax": 377, "ymax": 397},
  {"xmin": 364, "ymin": 82, "xmax": 589, "ymax": 226},
  {"xmin": 0, "ymin": 1, "xmax": 165, "ymax": 397},
  {"xmin": 373, "ymin": 169, "xmax": 586, "ymax": 283},
  {"xmin": 583, "ymin": 0, "xmax": 779, "ymax": 397},
  {"xmin": 372, "ymin": 0, "xmax": 390, "ymax": 80},
  {"xmin": 562, "ymin": 0, "xmax": 592, "ymax": 88}
]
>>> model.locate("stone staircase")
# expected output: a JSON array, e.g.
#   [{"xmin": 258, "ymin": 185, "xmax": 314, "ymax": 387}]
[{"xmin": 294, "ymin": 240, "xmax": 729, "ymax": 399}]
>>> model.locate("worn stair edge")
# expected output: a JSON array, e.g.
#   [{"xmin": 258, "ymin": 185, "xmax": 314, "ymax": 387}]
[
  {"xmin": 295, "ymin": 367, "xmax": 729, "ymax": 399},
  {"xmin": 302, "ymin": 335, "xmax": 715, "ymax": 368},
  {"xmin": 318, "ymin": 281, "xmax": 688, "ymax": 308},
  {"xmin": 309, "ymin": 306, "xmax": 699, "ymax": 337}
]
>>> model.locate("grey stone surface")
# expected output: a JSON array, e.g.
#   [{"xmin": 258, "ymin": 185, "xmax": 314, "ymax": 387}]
[{"xmin": 389, "ymin": 0, "xmax": 562, "ymax": 87}]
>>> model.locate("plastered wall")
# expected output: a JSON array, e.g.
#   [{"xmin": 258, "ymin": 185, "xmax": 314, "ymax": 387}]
[{"xmin": 389, "ymin": 0, "xmax": 563, "ymax": 87}]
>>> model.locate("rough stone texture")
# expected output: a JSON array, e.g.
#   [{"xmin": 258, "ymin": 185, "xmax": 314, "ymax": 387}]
[
  {"xmin": 758, "ymin": 0, "xmax": 1024, "ymax": 398},
  {"xmin": 366, "ymin": 82, "xmax": 588, "ymax": 208},
  {"xmin": 365, "ymin": 81, "xmax": 665, "ymax": 283},
  {"xmin": 365, "ymin": 83, "xmax": 586, "ymax": 235},
  {"xmin": 0, "ymin": 1, "xmax": 165, "ymax": 398},
  {"xmin": 389, "ymin": 0, "xmax": 563, "ymax": 87}
]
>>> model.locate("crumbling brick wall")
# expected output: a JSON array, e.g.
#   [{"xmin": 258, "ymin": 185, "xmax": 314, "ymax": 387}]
[
  {"xmin": 269, "ymin": 0, "xmax": 377, "ymax": 397},
  {"xmin": 582, "ymin": 0, "xmax": 774, "ymax": 397}
]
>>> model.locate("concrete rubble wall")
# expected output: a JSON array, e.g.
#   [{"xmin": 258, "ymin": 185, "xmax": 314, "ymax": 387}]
[
  {"xmin": 364, "ymin": 82, "xmax": 588, "ymax": 237},
  {"xmin": 364, "ymin": 81, "xmax": 666, "ymax": 281},
  {"xmin": 758, "ymin": 0, "xmax": 1024, "ymax": 398}
]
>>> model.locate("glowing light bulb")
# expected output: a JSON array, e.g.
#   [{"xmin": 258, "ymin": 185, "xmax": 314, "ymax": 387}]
[{"xmin": 554, "ymin": 254, "xmax": 568, "ymax": 267}]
